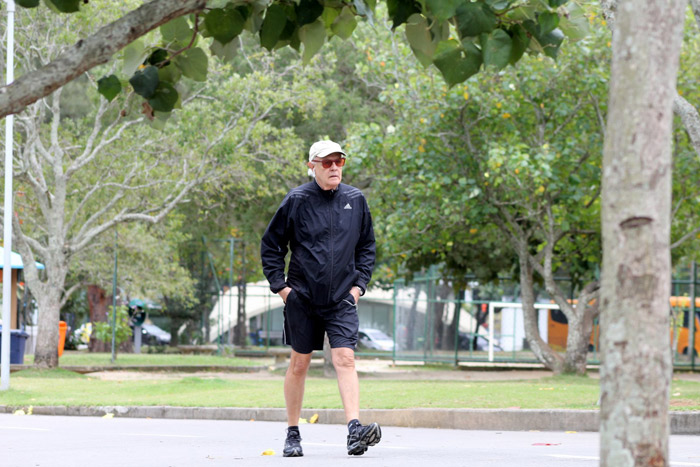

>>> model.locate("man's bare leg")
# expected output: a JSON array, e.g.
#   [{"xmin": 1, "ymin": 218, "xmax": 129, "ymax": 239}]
[
  {"xmin": 285, "ymin": 350, "xmax": 312, "ymax": 426},
  {"xmin": 331, "ymin": 347, "xmax": 359, "ymax": 422}
]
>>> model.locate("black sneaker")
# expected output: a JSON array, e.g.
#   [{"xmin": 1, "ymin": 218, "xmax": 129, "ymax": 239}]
[
  {"xmin": 283, "ymin": 427, "xmax": 303, "ymax": 457},
  {"xmin": 347, "ymin": 422, "xmax": 381, "ymax": 456}
]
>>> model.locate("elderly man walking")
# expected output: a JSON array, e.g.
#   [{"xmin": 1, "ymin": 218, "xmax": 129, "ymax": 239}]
[{"xmin": 261, "ymin": 140, "xmax": 380, "ymax": 457}]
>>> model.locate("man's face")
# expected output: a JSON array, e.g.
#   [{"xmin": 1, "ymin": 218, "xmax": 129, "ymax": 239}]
[{"xmin": 307, "ymin": 152, "xmax": 345, "ymax": 190}]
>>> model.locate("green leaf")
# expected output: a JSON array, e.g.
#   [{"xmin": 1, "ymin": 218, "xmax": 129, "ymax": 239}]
[
  {"xmin": 332, "ymin": 6, "xmax": 358, "ymax": 40},
  {"xmin": 97, "ymin": 75, "xmax": 121, "ymax": 102},
  {"xmin": 508, "ymin": 25, "xmax": 528, "ymax": 64},
  {"xmin": 321, "ymin": 6, "xmax": 340, "ymax": 27},
  {"xmin": 481, "ymin": 28, "xmax": 512, "ymax": 70},
  {"xmin": 147, "ymin": 48, "xmax": 169, "ymax": 67},
  {"xmin": 16, "ymin": 0, "xmax": 40, "ymax": 8},
  {"xmin": 299, "ymin": 19, "xmax": 326, "ymax": 64},
  {"xmin": 538, "ymin": 11, "xmax": 559, "ymax": 35},
  {"xmin": 157, "ymin": 62, "xmax": 182, "ymax": 84},
  {"xmin": 424, "ymin": 0, "xmax": 462, "ymax": 21},
  {"xmin": 123, "ymin": 40, "xmax": 148, "ymax": 77},
  {"xmin": 405, "ymin": 14, "xmax": 436, "ymax": 67},
  {"xmin": 455, "ymin": 2, "xmax": 497, "ymax": 38},
  {"xmin": 433, "ymin": 39, "xmax": 482, "ymax": 87},
  {"xmin": 148, "ymin": 82, "xmax": 179, "ymax": 113},
  {"xmin": 260, "ymin": 3, "xmax": 288, "ymax": 51},
  {"xmin": 549, "ymin": 0, "xmax": 567, "ymax": 6},
  {"xmin": 538, "ymin": 28, "xmax": 565, "ymax": 59},
  {"xmin": 559, "ymin": 3, "xmax": 589, "ymax": 42},
  {"xmin": 295, "ymin": 0, "xmax": 324, "ymax": 26},
  {"xmin": 150, "ymin": 111, "xmax": 172, "ymax": 131},
  {"xmin": 160, "ymin": 16, "xmax": 192, "ymax": 44},
  {"xmin": 44, "ymin": 0, "xmax": 80, "ymax": 13},
  {"xmin": 210, "ymin": 39, "xmax": 240, "ymax": 62},
  {"xmin": 204, "ymin": 8, "xmax": 245, "ymax": 45},
  {"xmin": 129, "ymin": 66, "xmax": 159, "ymax": 99},
  {"xmin": 174, "ymin": 47, "xmax": 208, "ymax": 82},
  {"xmin": 387, "ymin": 0, "xmax": 422, "ymax": 29},
  {"xmin": 486, "ymin": 0, "xmax": 512, "ymax": 11}
]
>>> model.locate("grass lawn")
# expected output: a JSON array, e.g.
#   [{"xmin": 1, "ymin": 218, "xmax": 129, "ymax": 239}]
[
  {"xmin": 21, "ymin": 351, "xmax": 266, "ymax": 367},
  {"xmin": 2, "ymin": 369, "xmax": 699, "ymax": 411}
]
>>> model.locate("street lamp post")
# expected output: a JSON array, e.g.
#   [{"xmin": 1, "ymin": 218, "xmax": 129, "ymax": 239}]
[{"xmin": 1, "ymin": 0, "xmax": 16, "ymax": 391}]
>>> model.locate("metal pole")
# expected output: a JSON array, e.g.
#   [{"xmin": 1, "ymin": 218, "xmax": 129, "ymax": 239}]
[
  {"xmin": 111, "ymin": 229, "xmax": 117, "ymax": 363},
  {"xmin": 453, "ymin": 290, "xmax": 462, "ymax": 367},
  {"xmin": 228, "ymin": 238, "xmax": 234, "ymax": 346},
  {"xmin": 690, "ymin": 262, "xmax": 696, "ymax": 370},
  {"xmin": 488, "ymin": 302, "xmax": 495, "ymax": 362},
  {"xmin": 1, "ymin": 0, "xmax": 16, "ymax": 391}
]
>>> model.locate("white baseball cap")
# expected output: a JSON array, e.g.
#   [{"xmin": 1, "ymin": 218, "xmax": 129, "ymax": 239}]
[
  {"xmin": 309, "ymin": 140, "xmax": 346, "ymax": 162},
  {"xmin": 308, "ymin": 140, "xmax": 346, "ymax": 176}
]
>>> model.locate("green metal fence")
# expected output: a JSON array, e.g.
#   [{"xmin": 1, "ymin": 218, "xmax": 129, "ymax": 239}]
[{"xmin": 213, "ymin": 269, "xmax": 697, "ymax": 371}]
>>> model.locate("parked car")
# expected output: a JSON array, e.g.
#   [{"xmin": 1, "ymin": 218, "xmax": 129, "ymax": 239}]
[
  {"xmin": 137, "ymin": 323, "xmax": 171, "ymax": 346},
  {"xmin": 358, "ymin": 328, "xmax": 394, "ymax": 352},
  {"xmin": 458, "ymin": 332, "xmax": 503, "ymax": 352}
]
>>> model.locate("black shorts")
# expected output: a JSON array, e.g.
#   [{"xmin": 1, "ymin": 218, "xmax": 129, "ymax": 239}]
[{"xmin": 282, "ymin": 289, "xmax": 359, "ymax": 354}]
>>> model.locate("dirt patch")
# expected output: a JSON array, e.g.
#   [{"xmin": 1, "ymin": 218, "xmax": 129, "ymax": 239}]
[{"xmin": 669, "ymin": 398, "xmax": 699, "ymax": 407}]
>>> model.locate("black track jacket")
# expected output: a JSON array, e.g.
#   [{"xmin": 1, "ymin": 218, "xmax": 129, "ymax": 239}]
[{"xmin": 261, "ymin": 181, "xmax": 376, "ymax": 308}]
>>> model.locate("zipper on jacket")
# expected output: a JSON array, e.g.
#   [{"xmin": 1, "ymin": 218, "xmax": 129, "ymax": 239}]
[{"xmin": 328, "ymin": 193, "xmax": 334, "ymax": 304}]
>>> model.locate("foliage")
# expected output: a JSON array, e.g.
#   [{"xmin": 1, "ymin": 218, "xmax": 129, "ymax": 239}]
[
  {"xmin": 347, "ymin": 8, "xmax": 607, "ymax": 290},
  {"xmin": 93, "ymin": 306, "xmax": 133, "ymax": 348},
  {"xmin": 14, "ymin": 0, "xmax": 589, "ymax": 118}
]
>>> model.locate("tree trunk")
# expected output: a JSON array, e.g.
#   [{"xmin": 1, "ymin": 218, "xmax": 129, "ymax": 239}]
[
  {"xmin": 562, "ymin": 281, "xmax": 599, "ymax": 375},
  {"xmin": 406, "ymin": 283, "xmax": 422, "ymax": 350},
  {"xmin": 235, "ymin": 280, "xmax": 247, "ymax": 347},
  {"xmin": 87, "ymin": 285, "xmax": 110, "ymax": 353},
  {"xmin": 517, "ymin": 244, "xmax": 564, "ymax": 372},
  {"xmin": 29, "ymin": 250, "xmax": 69, "ymax": 368},
  {"xmin": 562, "ymin": 310, "xmax": 592, "ymax": 374},
  {"xmin": 600, "ymin": 0, "xmax": 685, "ymax": 464},
  {"xmin": 32, "ymin": 288, "xmax": 62, "ymax": 368}
]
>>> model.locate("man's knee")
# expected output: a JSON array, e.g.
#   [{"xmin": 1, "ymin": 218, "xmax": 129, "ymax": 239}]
[
  {"xmin": 332, "ymin": 348, "xmax": 356, "ymax": 370},
  {"xmin": 288, "ymin": 352, "xmax": 312, "ymax": 376}
]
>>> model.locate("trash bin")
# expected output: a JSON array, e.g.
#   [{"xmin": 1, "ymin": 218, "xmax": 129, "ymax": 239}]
[
  {"xmin": 0, "ymin": 326, "xmax": 30, "ymax": 364},
  {"xmin": 58, "ymin": 321, "xmax": 67, "ymax": 357}
]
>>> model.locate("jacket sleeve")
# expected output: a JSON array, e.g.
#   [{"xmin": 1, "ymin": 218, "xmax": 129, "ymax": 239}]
[
  {"xmin": 354, "ymin": 195, "xmax": 376, "ymax": 295},
  {"xmin": 261, "ymin": 196, "xmax": 292, "ymax": 294}
]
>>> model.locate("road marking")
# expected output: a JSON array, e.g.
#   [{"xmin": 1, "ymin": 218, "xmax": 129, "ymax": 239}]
[
  {"xmin": 116, "ymin": 433, "xmax": 204, "ymax": 439},
  {"xmin": 549, "ymin": 455, "xmax": 700, "ymax": 466},
  {"xmin": 0, "ymin": 426, "xmax": 50, "ymax": 431},
  {"xmin": 305, "ymin": 442, "xmax": 410, "ymax": 450}
]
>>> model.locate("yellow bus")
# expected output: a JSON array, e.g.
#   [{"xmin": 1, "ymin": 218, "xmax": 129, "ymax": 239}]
[{"xmin": 547, "ymin": 297, "xmax": 700, "ymax": 356}]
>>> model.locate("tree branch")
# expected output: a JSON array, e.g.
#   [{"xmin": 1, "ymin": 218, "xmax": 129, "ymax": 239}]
[{"xmin": 0, "ymin": 0, "xmax": 207, "ymax": 119}]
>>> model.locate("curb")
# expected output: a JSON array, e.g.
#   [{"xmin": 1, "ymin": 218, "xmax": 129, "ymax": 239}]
[
  {"xmin": 2, "ymin": 405, "xmax": 699, "ymax": 434},
  {"xmin": 8, "ymin": 365, "xmax": 268, "ymax": 374}
]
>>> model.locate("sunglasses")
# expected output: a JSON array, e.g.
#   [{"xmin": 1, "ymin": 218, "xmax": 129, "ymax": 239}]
[{"xmin": 313, "ymin": 158, "xmax": 346, "ymax": 168}]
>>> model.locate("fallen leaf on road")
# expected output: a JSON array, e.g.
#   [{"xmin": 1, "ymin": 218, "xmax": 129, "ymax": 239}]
[
  {"xmin": 565, "ymin": 431, "xmax": 577, "ymax": 434},
  {"xmin": 309, "ymin": 414, "xmax": 319, "ymax": 424},
  {"xmin": 13, "ymin": 409, "xmax": 25, "ymax": 416},
  {"xmin": 102, "ymin": 413, "xmax": 115, "ymax": 419},
  {"xmin": 532, "ymin": 443, "xmax": 561, "ymax": 446},
  {"xmin": 261, "ymin": 450, "xmax": 275, "ymax": 456},
  {"xmin": 299, "ymin": 418, "xmax": 308, "ymax": 424}
]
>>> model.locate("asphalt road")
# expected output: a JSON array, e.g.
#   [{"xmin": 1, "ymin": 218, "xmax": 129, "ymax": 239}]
[{"xmin": 1, "ymin": 414, "xmax": 699, "ymax": 467}]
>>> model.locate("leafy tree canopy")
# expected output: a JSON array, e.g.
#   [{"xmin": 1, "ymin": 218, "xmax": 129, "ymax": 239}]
[{"xmin": 8, "ymin": 0, "xmax": 589, "ymax": 120}]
